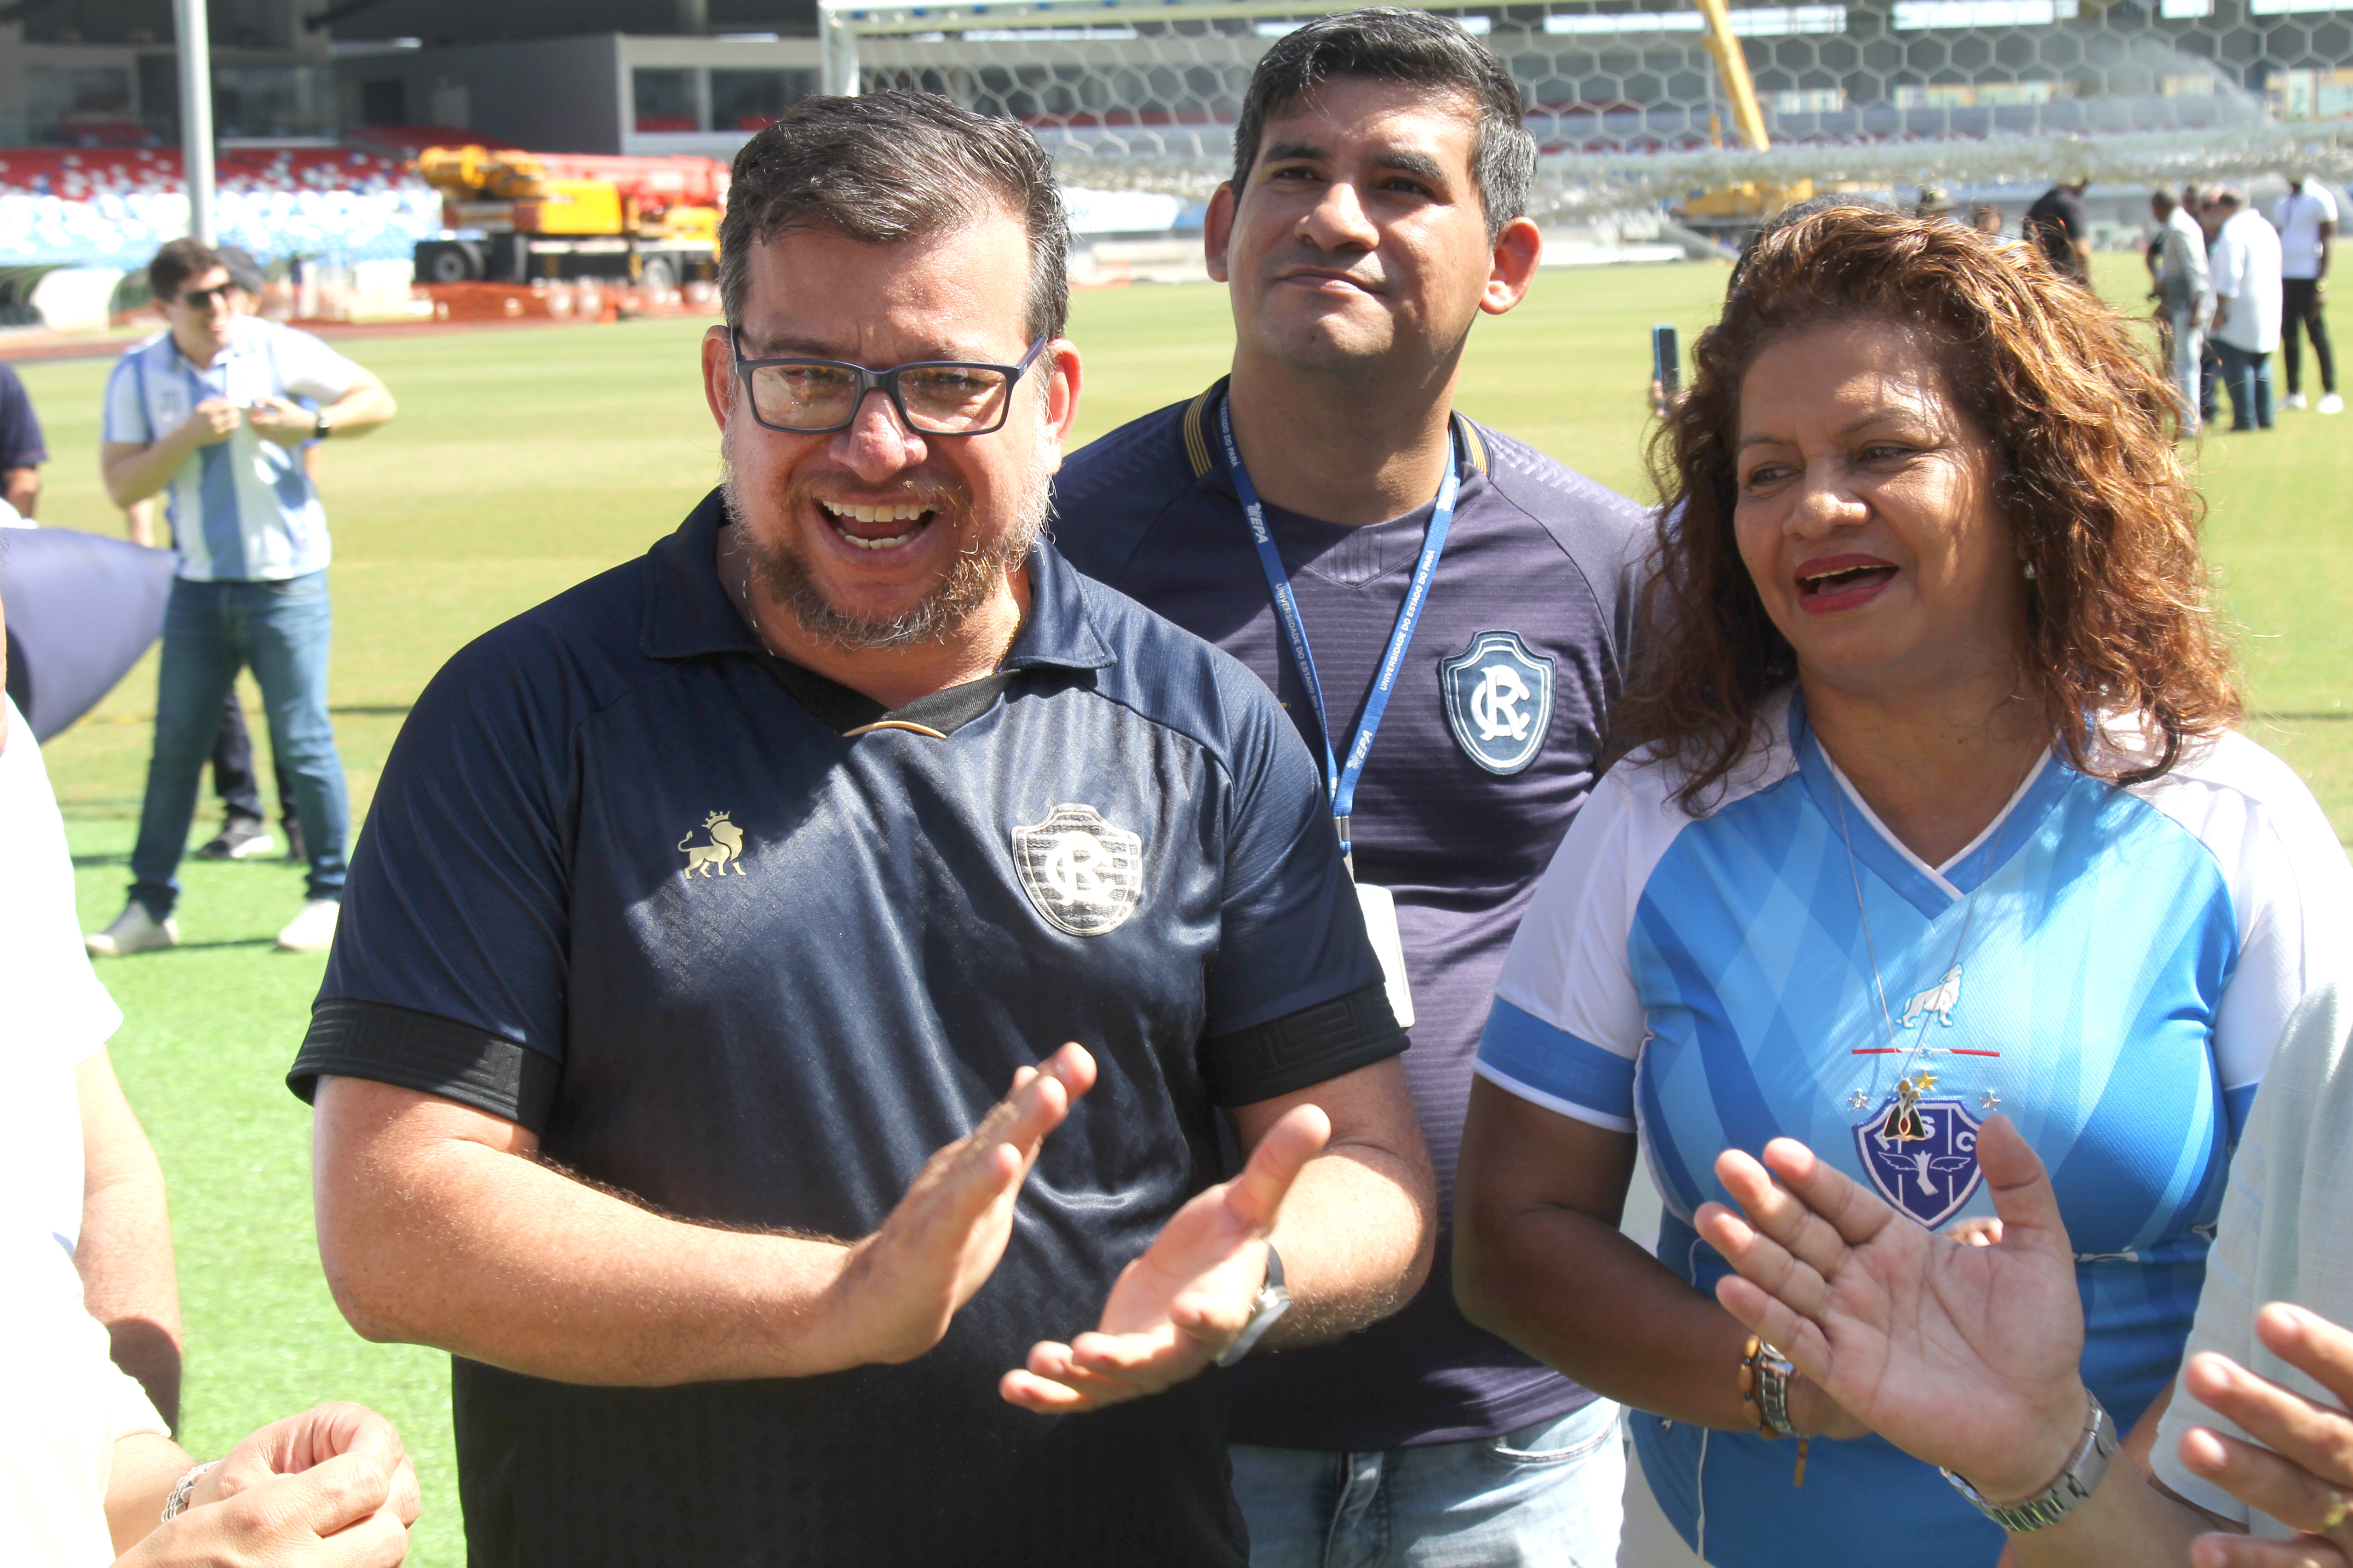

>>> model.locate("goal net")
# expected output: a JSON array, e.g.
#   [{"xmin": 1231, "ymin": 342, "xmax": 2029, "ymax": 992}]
[{"xmin": 819, "ymin": 0, "xmax": 2353, "ymax": 214}]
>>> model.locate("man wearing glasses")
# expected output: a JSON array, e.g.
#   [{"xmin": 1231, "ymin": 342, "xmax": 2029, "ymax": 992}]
[
  {"xmin": 86, "ymin": 238, "xmax": 396, "ymax": 959},
  {"xmin": 291, "ymin": 92, "xmax": 1435, "ymax": 1567}
]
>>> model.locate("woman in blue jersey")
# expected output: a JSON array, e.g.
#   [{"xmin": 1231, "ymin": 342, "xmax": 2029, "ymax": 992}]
[{"xmin": 1453, "ymin": 206, "xmax": 2353, "ymax": 1568}]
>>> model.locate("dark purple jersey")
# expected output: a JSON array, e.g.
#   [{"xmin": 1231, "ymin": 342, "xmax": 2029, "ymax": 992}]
[{"xmin": 1053, "ymin": 382, "xmax": 1648, "ymax": 1450}]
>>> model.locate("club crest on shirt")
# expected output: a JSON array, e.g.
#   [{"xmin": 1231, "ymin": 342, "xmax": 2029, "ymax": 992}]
[
  {"xmin": 1853, "ymin": 1084, "xmax": 1984, "ymax": 1229},
  {"xmin": 1440, "ymin": 631, "xmax": 1554, "ymax": 776},
  {"xmin": 1011, "ymin": 803, "xmax": 1143, "ymax": 937},
  {"xmin": 677, "ymin": 810, "xmax": 745, "ymax": 881}
]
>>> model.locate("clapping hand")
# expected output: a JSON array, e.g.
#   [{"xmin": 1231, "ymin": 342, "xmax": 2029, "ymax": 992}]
[
  {"xmin": 126, "ymin": 1402, "xmax": 419, "ymax": 1567},
  {"xmin": 1694, "ymin": 1117, "xmax": 2099, "ymax": 1503},
  {"xmin": 2173, "ymin": 1303, "xmax": 2353, "ymax": 1568},
  {"xmin": 835, "ymin": 1044, "xmax": 1096, "ymax": 1367},
  {"xmin": 1000, "ymin": 1104, "xmax": 1331, "ymax": 1413}
]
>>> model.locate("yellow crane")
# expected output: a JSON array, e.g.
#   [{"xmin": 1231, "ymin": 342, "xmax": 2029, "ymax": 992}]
[{"xmin": 1679, "ymin": 0, "xmax": 1815, "ymax": 227}]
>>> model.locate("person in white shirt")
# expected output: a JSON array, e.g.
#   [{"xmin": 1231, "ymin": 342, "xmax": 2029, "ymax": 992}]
[
  {"xmin": 4, "ymin": 601, "xmax": 422, "ymax": 1565},
  {"xmin": 2208, "ymin": 188, "xmax": 2283, "ymax": 432},
  {"xmin": 2273, "ymin": 174, "xmax": 2340, "ymax": 413},
  {"xmin": 2152, "ymin": 186, "xmax": 2214, "ymax": 435}
]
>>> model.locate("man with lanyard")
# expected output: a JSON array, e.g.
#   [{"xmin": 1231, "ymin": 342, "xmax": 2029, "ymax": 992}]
[
  {"xmin": 86, "ymin": 238, "xmax": 396, "ymax": 958},
  {"xmin": 2273, "ymin": 172, "xmax": 2340, "ymax": 414},
  {"xmin": 289, "ymin": 93, "xmax": 1436, "ymax": 1566},
  {"xmin": 1054, "ymin": 12, "xmax": 1647, "ymax": 1563}
]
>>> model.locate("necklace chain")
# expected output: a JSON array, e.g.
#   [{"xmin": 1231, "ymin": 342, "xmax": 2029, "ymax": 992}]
[{"xmin": 1832, "ymin": 747, "xmax": 2035, "ymax": 1113}]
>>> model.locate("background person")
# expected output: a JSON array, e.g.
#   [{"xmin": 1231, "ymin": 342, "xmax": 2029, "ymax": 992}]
[
  {"xmin": 2025, "ymin": 177, "xmax": 2092, "ymax": 283},
  {"xmin": 2209, "ymin": 187, "xmax": 2284, "ymax": 432},
  {"xmin": 2273, "ymin": 173, "xmax": 2339, "ymax": 414},
  {"xmin": 292, "ymin": 92, "xmax": 1435, "ymax": 1568},
  {"xmin": 1, "ymin": 360, "xmax": 47, "ymax": 518},
  {"xmin": 1452, "ymin": 207, "xmax": 2349, "ymax": 1568},
  {"xmin": 2153, "ymin": 186, "xmax": 2214, "ymax": 436},
  {"xmin": 83, "ymin": 239, "xmax": 395, "ymax": 960},
  {"xmin": 1696, "ymin": 976, "xmax": 2353, "ymax": 1566},
  {"xmin": 1054, "ymin": 11, "xmax": 1646, "ymax": 1562}
]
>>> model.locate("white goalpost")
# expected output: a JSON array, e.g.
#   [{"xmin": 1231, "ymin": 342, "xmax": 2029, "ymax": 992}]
[{"xmin": 818, "ymin": 0, "xmax": 2353, "ymax": 214}]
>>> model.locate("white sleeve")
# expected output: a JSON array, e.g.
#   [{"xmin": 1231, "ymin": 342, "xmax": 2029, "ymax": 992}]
[
  {"xmin": 1477, "ymin": 759, "xmax": 1679, "ymax": 1132},
  {"xmin": 0, "ymin": 701, "xmax": 124, "ymax": 1069},
  {"xmin": 100, "ymin": 355, "xmax": 152, "ymax": 445},
  {"xmin": 275, "ymin": 326, "xmax": 362, "ymax": 404},
  {"xmin": 2154, "ymin": 982, "xmax": 2353, "ymax": 1539},
  {"xmin": 2129, "ymin": 733, "xmax": 2353, "ymax": 1114},
  {"xmin": 2211, "ymin": 232, "xmax": 2244, "ymax": 297},
  {"xmin": 2318, "ymin": 185, "xmax": 2342, "ymax": 223}
]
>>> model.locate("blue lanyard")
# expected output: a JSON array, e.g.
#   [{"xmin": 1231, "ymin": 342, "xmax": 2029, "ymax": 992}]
[{"xmin": 1217, "ymin": 394, "xmax": 1460, "ymax": 868}]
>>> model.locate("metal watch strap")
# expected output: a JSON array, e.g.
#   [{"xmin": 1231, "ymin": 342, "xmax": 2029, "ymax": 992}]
[
  {"xmin": 313, "ymin": 414, "xmax": 332, "ymax": 441},
  {"xmin": 1215, "ymin": 1243, "xmax": 1291, "ymax": 1368},
  {"xmin": 161, "ymin": 1459, "xmax": 218, "ymax": 1523},
  {"xmin": 1943, "ymin": 1394, "xmax": 2118, "ymax": 1532}
]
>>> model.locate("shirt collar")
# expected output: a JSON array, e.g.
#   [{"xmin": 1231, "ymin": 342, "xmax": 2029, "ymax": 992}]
[
  {"xmin": 642, "ymin": 486, "xmax": 1114, "ymax": 674},
  {"xmin": 1192, "ymin": 377, "xmax": 1490, "ymax": 508}
]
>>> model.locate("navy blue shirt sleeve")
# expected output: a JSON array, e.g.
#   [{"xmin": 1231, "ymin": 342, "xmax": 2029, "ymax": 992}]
[
  {"xmin": 1195, "ymin": 651, "xmax": 1403, "ymax": 1104},
  {"xmin": 289, "ymin": 610, "xmax": 588, "ymax": 1129},
  {"xmin": 0, "ymin": 365, "xmax": 47, "ymax": 472}
]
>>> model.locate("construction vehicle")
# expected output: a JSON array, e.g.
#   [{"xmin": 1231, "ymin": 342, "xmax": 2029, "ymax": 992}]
[
  {"xmin": 1672, "ymin": 0, "xmax": 1812, "ymax": 241},
  {"xmin": 411, "ymin": 146, "xmax": 729, "ymax": 292}
]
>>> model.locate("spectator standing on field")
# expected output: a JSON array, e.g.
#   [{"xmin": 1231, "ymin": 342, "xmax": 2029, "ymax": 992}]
[
  {"xmin": 2273, "ymin": 173, "xmax": 2340, "ymax": 413},
  {"xmin": 2209, "ymin": 187, "xmax": 2284, "ymax": 432},
  {"xmin": 2024, "ymin": 177, "xmax": 2091, "ymax": 283},
  {"xmin": 84, "ymin": 238, "xmax": 396, "ymax": 960},
  {"xmin": 2152, "ymin": 185, "xmax": 2213, "ymax": 436},
  {"xmin": 1, "ymin": 361, "xmax": 46, "ymax": 519},
  {"xmin": 1053, "ymin": 11, "xmax": 1644, "ymax": 1563}
]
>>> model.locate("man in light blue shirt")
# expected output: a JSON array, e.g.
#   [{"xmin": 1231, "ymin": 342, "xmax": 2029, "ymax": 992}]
[{"xmin": 86, "ymin": 238, "xmax": 396, "ymax": 958}]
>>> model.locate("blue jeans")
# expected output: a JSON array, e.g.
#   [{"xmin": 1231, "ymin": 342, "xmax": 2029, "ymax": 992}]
[
  {"xmin": 2216, "ymin": 339, "xmax": 2274, "ymax": 430},
  {"xmin": 1231, "ymin": 1400, "xmax": 1624, "ymax": 1568},
  {"xmin": 130, "ymin": 572, "xmax": 349, "ymax": 915}
]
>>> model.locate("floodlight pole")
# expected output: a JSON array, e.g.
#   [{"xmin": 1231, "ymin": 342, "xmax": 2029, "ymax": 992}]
[{"xmin": 175, "ymin": 0, "xmax": 216, "ymax": 244}]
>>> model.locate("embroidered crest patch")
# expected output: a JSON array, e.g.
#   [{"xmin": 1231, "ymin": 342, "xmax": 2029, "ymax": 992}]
[
  {"xmin": 1011, "ymin": 803, "xmax": 1144, "ymax": 937},
  {"xmin": 1853, "ymin": 1091, "xmax": 1985, "ymax": 1229},
  {"xmin": 1439, "ymin": 631, "xmax": 1555, "ymax": 775}
]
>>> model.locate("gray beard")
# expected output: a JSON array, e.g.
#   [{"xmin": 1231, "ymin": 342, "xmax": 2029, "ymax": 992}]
[{"xmin": 722, "ymin": 446, "xmax": 1052, "ymax": 656}]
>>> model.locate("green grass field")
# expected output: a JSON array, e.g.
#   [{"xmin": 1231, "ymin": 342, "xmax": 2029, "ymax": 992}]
[{"xmin": 17, "ymin": 252, "xmax": 2349, "ymax": 1565}]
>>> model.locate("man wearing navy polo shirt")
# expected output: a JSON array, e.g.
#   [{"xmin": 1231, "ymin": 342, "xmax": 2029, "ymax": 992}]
[
  {"xmin": 1054, "ymin": 12, "xmax": 1647, "ymax": 1563},
  {"xmin": 290, "ymin": 92, "xmax": 1435, "ymax": 1568}
]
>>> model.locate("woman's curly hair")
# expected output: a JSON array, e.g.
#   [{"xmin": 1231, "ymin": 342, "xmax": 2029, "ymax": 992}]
[{"xmin": 1618, "ymin": 205, "xmax": 2240, "ymax": 813}]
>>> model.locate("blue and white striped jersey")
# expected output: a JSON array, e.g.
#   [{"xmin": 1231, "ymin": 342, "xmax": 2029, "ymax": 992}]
[
  {"xmin": 101, "ymin": 317, "xmax": 357, "ymax": 582},
  {"xmin": 1478, "ymin": 691, "xmax": 2353, "ymax": 1568}
]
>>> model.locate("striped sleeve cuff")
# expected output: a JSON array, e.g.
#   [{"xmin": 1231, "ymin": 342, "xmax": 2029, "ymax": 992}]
[{"xmin": 1474, "ymin": 997, "xmax": 1638, "ymax": 1133}]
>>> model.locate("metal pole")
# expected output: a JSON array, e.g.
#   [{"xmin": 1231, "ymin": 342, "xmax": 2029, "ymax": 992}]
[
  {"xmin": 821, "ymin": 3, "xmax": 861, "ymax": 98},
  {"xmin": 175, "ymin": 0, "xmax": 215, "ymax": 244}
]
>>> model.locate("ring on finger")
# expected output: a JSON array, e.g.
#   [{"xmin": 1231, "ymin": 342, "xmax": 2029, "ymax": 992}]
[{"xmin": 2321, "ymin": 1487, "xmax": 2350, "ymax": 1534}]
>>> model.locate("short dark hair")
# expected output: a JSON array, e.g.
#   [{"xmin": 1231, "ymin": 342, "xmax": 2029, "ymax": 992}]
[
  {"xmin": 149, "ymin": 237, "xmax": 224, "ymax": 302},
  {"xmin": 1231, "ymin": 8, "xmax": 1535, "ymax": 241},
  {"xmin": 718, "ymin": 92, "xmax": 1069, "ymax": 345}
]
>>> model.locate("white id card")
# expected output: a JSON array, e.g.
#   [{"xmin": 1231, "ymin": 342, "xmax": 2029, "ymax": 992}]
[{"xmin": 1354, "ymin": 883, "xmax": 1415, "ymax": 1030}]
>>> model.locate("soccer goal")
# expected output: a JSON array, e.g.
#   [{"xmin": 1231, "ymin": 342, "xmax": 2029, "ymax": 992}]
[{"xmin": 818, "ymin": 0, "xmax": 2353, "ymax": 214}]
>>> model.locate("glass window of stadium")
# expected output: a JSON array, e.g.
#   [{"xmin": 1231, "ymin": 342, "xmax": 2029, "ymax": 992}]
[
  {"xmin": 28, "ymin": 65, "xmax": 135, "ymax": 146},
  {"xmin": 634, "ymin": 68, "xmax": 699, "ymax": 133},
  {"xmin": 709, "ymin": 69, "xmax": 817, "ymax": 132}
]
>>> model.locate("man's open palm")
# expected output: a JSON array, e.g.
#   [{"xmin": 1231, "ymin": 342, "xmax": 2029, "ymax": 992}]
[
  {"xmin": 1694, "ymin": 1117, "xmax": 2095, "ymax": 1495},
  {"xmin": 1001, "ymin": 1104, "xmax": 1331, "ymax": 1413}
]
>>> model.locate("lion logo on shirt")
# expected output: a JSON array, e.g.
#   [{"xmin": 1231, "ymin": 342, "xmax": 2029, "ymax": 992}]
[{"xmin": 679, "ymin": 811, "xmax": 745, "ymax": 879}]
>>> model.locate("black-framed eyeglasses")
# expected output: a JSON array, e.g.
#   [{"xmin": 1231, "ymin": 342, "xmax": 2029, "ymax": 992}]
[{"xmin": 730, "ymin": 330, "xmax": 1048, "ymax": 436}]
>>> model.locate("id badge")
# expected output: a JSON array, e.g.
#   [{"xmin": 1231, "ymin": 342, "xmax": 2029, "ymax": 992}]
[{"xmin": 1354, "ymin": 883, "xmax": 1416, "ymax": 1031}]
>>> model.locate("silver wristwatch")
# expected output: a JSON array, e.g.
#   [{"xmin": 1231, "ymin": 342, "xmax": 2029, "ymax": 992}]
[
  {"xmin": 1215, "ymin": 1244, "xmax": 1291, "ymax": 1367},
  {"xmin": 1943, "ymin": 1394, "xmax": 2118, "ymax": 1532}
]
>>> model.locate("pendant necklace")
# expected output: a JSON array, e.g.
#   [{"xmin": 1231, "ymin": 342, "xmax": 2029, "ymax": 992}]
[{"xmin": 1832, "ymin": 754, "xmax": 2035, "ymax": 1137}]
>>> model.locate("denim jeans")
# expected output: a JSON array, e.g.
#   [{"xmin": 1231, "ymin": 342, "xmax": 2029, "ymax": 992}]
[
  {"xmin": 1231, "ymin": 1399, "xmax": 1624, "ymax": 1568},
  {"xmin": 130, "ymin": 572, "xmax": 348, "ymax": 915},
  {"xmin": 2167, "ymin": 310, "xmax": 2205, "ymax": 436},
  {"xmin": 2215, "ymin": 339, "xmax": 2274, "ymax": 431}
]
